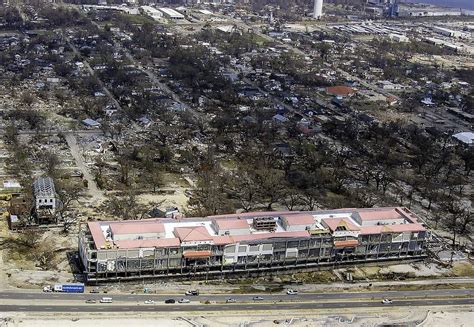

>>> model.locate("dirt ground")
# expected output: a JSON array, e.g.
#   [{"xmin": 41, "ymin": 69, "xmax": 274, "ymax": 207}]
[{"xmin": 1, "ymin": 308, "xmax": 473, "ymax": 327}]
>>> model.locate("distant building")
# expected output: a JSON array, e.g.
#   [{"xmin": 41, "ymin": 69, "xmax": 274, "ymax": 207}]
[
  {"xmin": 453, "ymin": 132, "xmax": 474, "ymax": 146},
  {"xmin": 326, "ymin": 86, "xmax": 357, "ymax": 97},
  {"xmin": 389, "ymin": 33, "xmax": 409, "ymax": 43},
  {"xmin": 141, "ymin": 6, "xmax": 163, "ymax": 21},
  {"xmin": 79, "ymin": 207, "xmax": 428, "ymax": 283},
  {"xmin": 82, "ymin": 118, "xmax": 101, "ymax": 128},
  {"xmin": 158, "ymin": 7, "xmax": 185, "ymax": 20},
  {"xmin": 433, "ymin": 26, "xmax": 469, "ymax": 39},
  {"xmin": 33, "ymin": 177, "xmax": 57, "ymax": 212}
]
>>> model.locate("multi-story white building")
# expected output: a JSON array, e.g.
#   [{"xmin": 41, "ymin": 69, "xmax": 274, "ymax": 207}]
[{"xmin": 79, "ymin": 207, "xmax": 428, "ymax": 283}]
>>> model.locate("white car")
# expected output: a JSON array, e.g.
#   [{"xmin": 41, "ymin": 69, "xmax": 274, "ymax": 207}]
[
  {"xmin": 382, "ymin": 299, "xmax": 393, "ymax": 304},
  {"xmin": 178, "ymin": 298, "xmax": 190, "ymax": 303},
  {"xmin": 144, "ymin": 300, "xmax": 155, "ymax": 304},
  {"xmin": 287, "ymin": 289, "xmax": 298, "ymax": 295}
]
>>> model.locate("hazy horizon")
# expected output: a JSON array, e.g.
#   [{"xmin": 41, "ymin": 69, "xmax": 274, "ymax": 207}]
[{"xmin": 403, "ymin": 0, "xmax": 474, "ymax": 10}]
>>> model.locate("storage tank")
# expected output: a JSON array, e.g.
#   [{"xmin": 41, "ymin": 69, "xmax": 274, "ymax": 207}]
[{"xmin": 313, "ymin": 0, "xmax": 323, "ymax": 19}]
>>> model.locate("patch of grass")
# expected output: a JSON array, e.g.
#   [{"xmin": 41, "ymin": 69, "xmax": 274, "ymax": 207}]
[
  {"xmin": 292, "ymin": 271, "xmax": 334, "ymax": 283},
  {"xmin": 253, "ymin": 34, "xmax": 271, "ymax": 46},
  {"xmin": 116, "ymin": 13, "xmax": 157, "ymax": 26},
  {"xmin": 161, "ymin": 173, "xmax": 191, "ymax": 188},
  {"xmin": 359, "ymin": 267, "xmax": 381, "ymax": 278},
  {"xmin": 231, "ymin": 285, "xmax": 284, "ymax": 294},
  {"xmin": 452, "ymin": 262, "xmax": 474, "ymax": 277},
  {"xmin": 220, "ymin": 159, "xmax": 238, "ymax": 170}
]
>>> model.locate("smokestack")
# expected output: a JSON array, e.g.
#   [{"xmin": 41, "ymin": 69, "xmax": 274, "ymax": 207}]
[{"xmin": 313, "ymin": 0, "xmax": 323, "ymax": 19}]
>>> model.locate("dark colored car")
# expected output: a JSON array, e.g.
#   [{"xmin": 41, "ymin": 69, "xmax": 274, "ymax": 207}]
[
  {"xmin": 90, "ymin": 289, "xmax": 99, "ymax": 294},
  {"xmin": 185, "ymin": 290, "xmax": 199, "ymax": 296},
  {"xmin": 165, "ymin": 299, "xmax": 176, "ymax": 304}
]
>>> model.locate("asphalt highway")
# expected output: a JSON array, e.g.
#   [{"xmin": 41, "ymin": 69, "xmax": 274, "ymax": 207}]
[
  {"xmin": 0, "ymin": 288, "xmax": 472, "ymax": 303},
  {"xmin": 0, "ymin": 298, "xmax": 472, "ymax": 312}
]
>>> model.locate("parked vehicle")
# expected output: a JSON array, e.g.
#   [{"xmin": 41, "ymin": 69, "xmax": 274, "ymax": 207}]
[
  {"xmin": 185, "ymin": 290, "xmax": 199, "ymax": 296},
  {"xmin": 226, "ymin": 298, "xmax": 237, "ymax": 303},
  {"xmin": 165, "ymin": 299, "xmax": 176, "ymax": 304},
  {"xmin": 100, "ymin": 297, "xmax": 113, "ymax": 303},
  {"xmin": 286, "ymin": 289, "xmax": 298, "ymax": 295},
  {"xmin": 85, "ymin": 299, "xmax": 96, "ymax": 304},
  {"xmin": 252, "ymin": 296, "xmax": 264, "ymax": 301},
  {"xmin": 382, "ymin": 299, "xmax": 393, "ymax": 304},
  {"xmin": 89, "ymin": 288, "xmax": 100, "ymax": 294},
  {"xmin": 46, "ymin": 283, "xmax": 85, "ymax": 293},
  {"xmin": 144, "ymin": 300, "xmax": 155, "ymax": 304},
  {"xmin": 178, "ymin": 298, "xmax": 190, "ymax": 303}
]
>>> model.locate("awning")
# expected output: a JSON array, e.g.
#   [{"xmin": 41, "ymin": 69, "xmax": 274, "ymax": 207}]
[
  {"xmin": 334, "ymin": 240, "xmax": 359, "ymax": 248},
  {"xmin": 183, "ymin": 250, "xmax": 212, "ymax": 259}
]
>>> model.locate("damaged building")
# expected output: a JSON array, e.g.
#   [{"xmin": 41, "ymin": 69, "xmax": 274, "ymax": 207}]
[{"xmin": 79, "ymin": 207, "xmax": 428, "ymax": 283}]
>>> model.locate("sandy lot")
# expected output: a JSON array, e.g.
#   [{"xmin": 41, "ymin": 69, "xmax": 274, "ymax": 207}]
[
  {"xmin": 1, "ymin": 309, "xmax": 474, "ymax": 327},
  {"xmin": 419, "ymin": 311, "xmax": 474, "ymax": 327}
]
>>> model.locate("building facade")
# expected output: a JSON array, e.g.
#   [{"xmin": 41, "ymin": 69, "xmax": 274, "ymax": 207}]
[
  {"xmin": 79, "ymin": 207, "xmax": 428, "ymax": 283},
  {"xmin": 33, "ymin": 177, "xmax": 57, "ymax": 212}
]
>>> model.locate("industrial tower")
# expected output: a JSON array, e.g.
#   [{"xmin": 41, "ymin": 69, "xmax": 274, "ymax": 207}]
[{"xmin": 313, "ymin": 0, "xmax": 323, "ymax": 19}]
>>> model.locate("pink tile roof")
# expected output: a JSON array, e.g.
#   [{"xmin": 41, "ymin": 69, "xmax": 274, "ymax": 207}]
[
  {"xmin": 209, "ymin": 211, "xmax": 294, "ymax": 220},
  {"xmin": 232, "ymin": 231, "xmax": 310, "ymax": 242},
  {"xmin": 174, "ymin": 226, "xmax": 212, "ymax": 242},
  {"xmin": 114, "ymin": 238, "xmax": 180, "ymax": 249},
  {"xmin": 360, "ymin": 223, "xmax": 425, "ymax": 235},
  {"xmin": 88, "ymin": 222, "xmax": 106, "ymax": 249},
  {"xmin": 281, "ymin": 213, "xmax": 315, "ymax": 226},
  {"xmin": 358, "ymin": 208, "xmax": 404, "ymax": 221},
  {"xmin": 110, "ymin": 221, "xmax": 165, "ymax": 235},
  {"xmin": 211, "ymin": 231, "xmax": 310, "ymax": 245},
  {"xmin": 214, "ymin": 219, "xmax": 249, "ymax": 230},
  {"xmin": 213, "ymin": 235, "xmax": 234, "ymax": 245},
  {"xmin": 322, "ymin": 218, "xmax": 360, "ymax": 232}
]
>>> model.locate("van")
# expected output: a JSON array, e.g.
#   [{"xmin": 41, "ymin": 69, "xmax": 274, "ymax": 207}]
[{"xmin": 100, "ymin": 297, "xmax": 113, "ymax": 303}]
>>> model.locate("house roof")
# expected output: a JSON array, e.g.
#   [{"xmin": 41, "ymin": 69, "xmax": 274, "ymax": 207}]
[
  {"xmin": 214, "ymin": 219, "xmax": 249, "ymax": 230},
  {"xmin": 326, "ymin": 86, "xmax": 356, "ymax": 96},
  {"xmin": 114, "ymin": 238, "xmax": 180, "ymax": 249},
  {"xmin": 110, "ymin": 222, "xmax": 165, "ymax": 235},
  {"xmin": 174, "ymin": 226, "xmax": 212, "ymax": 242},
  {"xmin": 453, "ymin": 132, "xmax": 474, "ymax": 145},
  {"xmin": 281, "ymin": 213, "xmax": 315, "ymax": 226},
  {"xmin": 322, "ymin": 218, "xmax": 360, "ymax": 232},
  {"xmin": 359, "ymin": 223, "xmax": 425, "ymax": 235},
  {"xmin": 232, "ymin": 231, "xmax": 310, "ymax": 242},
  {"xmin": 82, "ymin": 118, "xmax": 101, "ymax": 127},
  {"xmin": 33, "ymin": 176, "xmax": 55, "ymax": 197},
  {"xmin": 358, "ymin": 208, "xmax": 404, "ymax": 221},
  {"xmin": 88, "ymin": 221, "xmax": 106, "ymax": 249}
]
